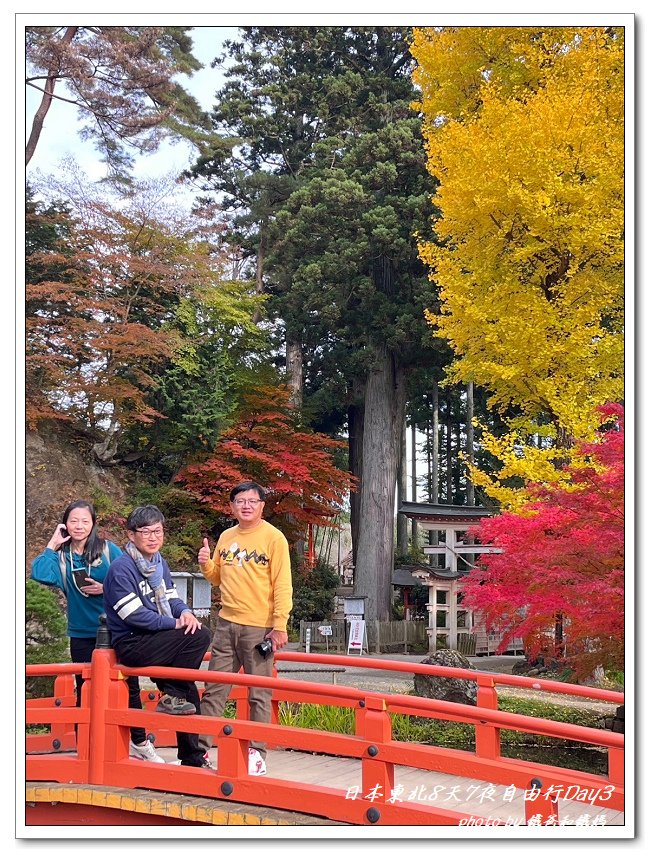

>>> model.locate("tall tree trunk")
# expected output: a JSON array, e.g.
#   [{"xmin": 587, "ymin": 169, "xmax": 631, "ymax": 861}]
[
  {"xmin": 92, "ymin": 418, "xmax": 121, "ymax": 465},
  {"xmin": 411, "ymin": 421, "xmax": 418, "ymax": 547},
  {"xmin": 454, "ymin": 411, "xmax": 462, "ymax": 505},
  {"xmin": 251, "ymin": 229, "xmax": 266, "ymax": 325},
  {"xmin": 466, "ymin": 381, "xmax": 475, "ymax": 505},
  {"xmin": 431, "ymin": 383, "xmax": 439, "ymax": 504},
  {"xmin": 397, "ymin": 421, "xmax": 408, "ymax": 556},
  {"xmin": 354, "ymin": 347, "xmax": 406, "ymax": 621},
  {"xmin": 26, "ymin": 26, "xmax": 78, "ymax": 164},
  {"xmin": 286, "ymin": 337, "xmax": 303, "ymax": 410},
  {"xmin": 426, "ymin": 420, "xmax": 431, "ymax": 498},
  {"xmin": 285, "ymin": 331, "xmax": 304, "ymax": 561},
  {"xmin": 446, "ymin": 387, "xmax": 453, "ymax": 504},
  {"xmin": 429, "ymin": 384, "xmax": 439, "ymax": 561},
  {"xmin": 348, "ymin": 398, "xmax": 365, "ymax": 571}
]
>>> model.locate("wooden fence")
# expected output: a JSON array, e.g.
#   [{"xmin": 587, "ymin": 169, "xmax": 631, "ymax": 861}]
[{"xmin": 300, "ymin": 619, "xmax": 428, "ymax": 653}]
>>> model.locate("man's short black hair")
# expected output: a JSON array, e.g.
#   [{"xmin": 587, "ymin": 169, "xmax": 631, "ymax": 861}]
[
  {"xmin": 126, "ymin": 505, "xmax": 166, "ymax": 531},
  {"xmin": 229, "ymin": 481, "xmax": 267, "ymax": 502}
]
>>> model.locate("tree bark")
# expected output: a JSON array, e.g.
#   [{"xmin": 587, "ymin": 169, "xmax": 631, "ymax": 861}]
[
  {"xmin": 446, "ymin": 387, "xmax": 453, "ymax": 504},
  {"xmin": 431, "ymin": 383, "xmax": 439, "ymax": 504},
  {"xmin": 286, "ymin": 337, "xmax": 303, "ymax": 410},
  {"xmin": 411, "ymin": 421, "xmax": 418, "ymax": 547},
  {"xmin": 429, "ymin": 384, "xmax": 439, "ymax": 561},
  {"xmin": 466, "ymin": 381, "xmax": 475, "ymax": 505},
  {"xmin": 354, "ymin": 346, "xmax": 406, "ymax": 621},
  {"xmin": 396, "ymin": 421, "xmax": 408, "ymax": 556},
  {"xmin": 26, "ymin": 26, "xmax": 78, "ymax": 165},
  {"xmin": 92, "ymin": 419, "xmax": 121, "ymax": 465},
  {"xmin": 348, "ymin": 399, "xmax": 365, "ymax": 571},
  {"xmin": 285, "ymin": 334, "xmax": 304, "ymax": 559},
  {"xmin": 251, "ymin": 228, "xmax": 266, "ymax": 325}
]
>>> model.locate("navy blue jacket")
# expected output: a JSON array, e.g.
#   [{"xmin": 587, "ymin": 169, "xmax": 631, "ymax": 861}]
[{"xmin": 103, "ymin": 553, "xmax": 189, "ymax": 644}]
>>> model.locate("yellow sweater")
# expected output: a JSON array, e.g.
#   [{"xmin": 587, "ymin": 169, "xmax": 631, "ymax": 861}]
[{"xmin": 200, "ymin": 520, "xmax": 293, "ymax": 631}]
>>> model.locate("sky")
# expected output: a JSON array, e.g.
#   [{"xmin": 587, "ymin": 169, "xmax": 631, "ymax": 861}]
[{"xmin": 25, "ymin": 26, "xmax": 236, "ymax": 203}]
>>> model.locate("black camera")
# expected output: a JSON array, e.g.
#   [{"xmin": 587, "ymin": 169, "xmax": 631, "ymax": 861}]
[{"xmin": 256, "ymin": 638, "xmax": 274, "ymax": 658}]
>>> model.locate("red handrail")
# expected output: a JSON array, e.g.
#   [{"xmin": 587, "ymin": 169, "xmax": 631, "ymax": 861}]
[{"xmin": 275, "ymin": 651, "xmax": 625, "ymax": 705}]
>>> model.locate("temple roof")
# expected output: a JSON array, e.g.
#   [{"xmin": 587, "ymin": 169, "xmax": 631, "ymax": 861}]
[
  {"xmin": 392, "ymin": 565, "xmax": 464, "ymax": 585},
  {"xmin": 397, "ymin": 501, "xmax": 497, "ymax": 523}
]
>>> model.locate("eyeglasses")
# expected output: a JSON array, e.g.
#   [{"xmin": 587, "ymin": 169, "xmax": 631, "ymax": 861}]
[
  {"xmin": 134, "ymin": 528, "xmax": 164, "ymax": 538},
  {"xmin": 232, "ymin": 498, "xmax": 262, "ymax": 507}
]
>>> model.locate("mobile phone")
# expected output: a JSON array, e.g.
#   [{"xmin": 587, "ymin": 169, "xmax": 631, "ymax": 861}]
[{"xmin": 71, "ymin": 567, "xmax": 90, "ymax": 591}]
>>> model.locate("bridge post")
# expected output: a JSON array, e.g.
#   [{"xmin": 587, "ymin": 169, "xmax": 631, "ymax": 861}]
[
  {"xmin": 215, "ymin": 724, "xmax": 248, "ymax": 778},
  {"xmin": 475, "ymin": 673, "xmax": 501, "ymax": 761},
  {"xmin": 608, "ymin": 745, "xmax": 624, "ymax": 786},
  {"xmin": 87, "ymin": 616, "xmax": 128, "ymax": 785},
  {"xmin": 524, "ymin": 777, "xmax": 559, "ymax": 826},
  {"xmin": 50, "ymin": 672, "xmax": 77, "ymax": 752},
  {"xmin": 359, "ymin": 695, "xmax": 395, "ymax": 808}
]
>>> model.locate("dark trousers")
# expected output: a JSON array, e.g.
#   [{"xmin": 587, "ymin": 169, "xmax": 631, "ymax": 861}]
[
  {"xmin": 114, "ymin": 626, "xmax": 211, "ymax": 766},
  {"xmin": 70, "ymin": 636, "xmax": 146, "ymax": 744}
]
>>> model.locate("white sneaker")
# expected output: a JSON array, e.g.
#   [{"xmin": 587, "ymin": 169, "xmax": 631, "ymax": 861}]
[
  {"xmin": 129, "ymin": 739, "xmax": 165, "ymax": 763},
  {"xmin": 248, "ymin": 747, "xmax": 267, "ymax": 776}
]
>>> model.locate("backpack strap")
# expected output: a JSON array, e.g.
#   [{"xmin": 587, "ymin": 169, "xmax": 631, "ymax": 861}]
[{"xmin": 57, "ymin": 550, "xmax": 69, "ymax": 594}]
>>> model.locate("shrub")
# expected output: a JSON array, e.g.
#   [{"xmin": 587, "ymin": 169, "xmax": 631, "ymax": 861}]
[
  {"xmin": 290, "ymin": 558, "xmax": 340, "ymax": 628},
  {"xmin": 275, "ymin": 694, "xmax": 610, "ymax": 774},
  {"xmin": 25, "ymin": 580, "xmax": 69, "ymax": 698}
]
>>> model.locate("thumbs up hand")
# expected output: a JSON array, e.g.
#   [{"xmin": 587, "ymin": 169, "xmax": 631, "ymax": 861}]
[{"xmin": 198, "ymin": 537, "xmax": 212, "ymax": 565}]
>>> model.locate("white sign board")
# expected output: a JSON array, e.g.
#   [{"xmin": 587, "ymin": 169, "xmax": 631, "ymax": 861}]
[
  {"xmin": 318, "ymin": 625, "xmax": 333, "ymax": 636},
  {"xmin": 347, "ymin": 619, "xmax": 366, "ymax": 655},
  {"xmin": 344, "ymin": 597, "xmax": 365, "ymax": 616},
  {"xmin": 193, "ymin": 579, "xmax": 212, "ymax": 610}
]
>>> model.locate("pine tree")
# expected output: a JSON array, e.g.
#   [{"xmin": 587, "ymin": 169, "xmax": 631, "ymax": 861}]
[
  {"xmin": 189, "ymin": 27, "xmax": 445, "ymax": 619},
  {"xmin": 26, "ymin": 26, "xmax": 212, "ymax": 184}
]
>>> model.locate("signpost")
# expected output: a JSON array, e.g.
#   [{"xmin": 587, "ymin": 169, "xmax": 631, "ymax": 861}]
[
  {"xmin": 318, "ymin": 624, "xmax": 333, "ymax": 652},
  {"xmin": 344, "ymin": 596, "xmax": 367, "ymax": 654}
]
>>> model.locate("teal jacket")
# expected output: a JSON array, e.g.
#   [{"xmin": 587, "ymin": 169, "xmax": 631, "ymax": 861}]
[{"xmin": 31, "ymin": 541, "xmax": 122, "ymax": 639}]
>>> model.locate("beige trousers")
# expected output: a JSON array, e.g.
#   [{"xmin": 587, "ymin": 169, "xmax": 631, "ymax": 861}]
[{"xmin": 199, "ymin": 616, "xmax": 273, "ymax": 757}]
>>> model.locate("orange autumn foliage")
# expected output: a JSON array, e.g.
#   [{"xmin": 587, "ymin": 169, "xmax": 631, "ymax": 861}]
[{"xmin": 177, "ymin": 384, "xmax": 356, "ymax": 543}]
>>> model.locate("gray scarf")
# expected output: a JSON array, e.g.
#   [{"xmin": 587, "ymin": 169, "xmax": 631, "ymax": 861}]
[{"xmin": 126, "ymin": 541, "xmax": 172, "ymax": 617}]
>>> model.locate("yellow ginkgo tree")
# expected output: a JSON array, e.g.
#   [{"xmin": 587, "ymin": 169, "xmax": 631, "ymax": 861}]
[{"xmin": 411, "ymin": 26, "xmax": 625, "ymax": 508}]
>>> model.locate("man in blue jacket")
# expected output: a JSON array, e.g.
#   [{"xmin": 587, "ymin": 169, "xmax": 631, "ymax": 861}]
[{"xmin": 103, "ymin": 505, "xmax": 211, "ymax": 768}]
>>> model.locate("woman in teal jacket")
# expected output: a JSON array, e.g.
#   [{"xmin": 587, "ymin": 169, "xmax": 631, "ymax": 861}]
[{"xmin": 31, "ymin": 499, "xmax": 163, "ymax": 763}]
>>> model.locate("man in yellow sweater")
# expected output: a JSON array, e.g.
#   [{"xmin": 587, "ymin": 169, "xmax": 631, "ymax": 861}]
[{"xmin": 197, "ymin": 481, "xmax": 293, "ymax": 776}]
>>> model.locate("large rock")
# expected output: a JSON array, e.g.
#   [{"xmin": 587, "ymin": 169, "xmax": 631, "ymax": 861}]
[
  {"xmin": 413, "ymin": 649, "xmax": 478, "ymax": 705},
  {"xmin": 603, "ymin": 705, "xmax": 624, "ymax": 734}
]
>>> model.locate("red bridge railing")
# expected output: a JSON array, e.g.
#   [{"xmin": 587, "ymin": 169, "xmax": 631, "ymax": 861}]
[{"xmin": 26, "ymin": 648, "xmax": 624, "ymax": 826}]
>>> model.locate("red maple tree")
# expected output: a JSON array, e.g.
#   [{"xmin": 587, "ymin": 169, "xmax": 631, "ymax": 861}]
[
  {"xmin": 177, "ymin": 383, "xmax": 356, "ymax": 543},
  {"xmin": 461, "ymin": 404, "xmax": 624, "ymax": 678}
]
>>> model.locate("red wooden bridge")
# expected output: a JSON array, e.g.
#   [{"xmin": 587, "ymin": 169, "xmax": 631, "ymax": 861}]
[{"xmin": 25, "ymin": 647, "xmax": 625, "ymax": 830}]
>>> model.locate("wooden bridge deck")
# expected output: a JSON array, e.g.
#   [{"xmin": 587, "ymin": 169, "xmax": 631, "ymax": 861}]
[
  {"xmin": 27, "ymin": 746, "xmax": 624, "ymax": 827},
  {"xmin": 156, "ymin": 746, "xmax": 624, "ymax": 826}
]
